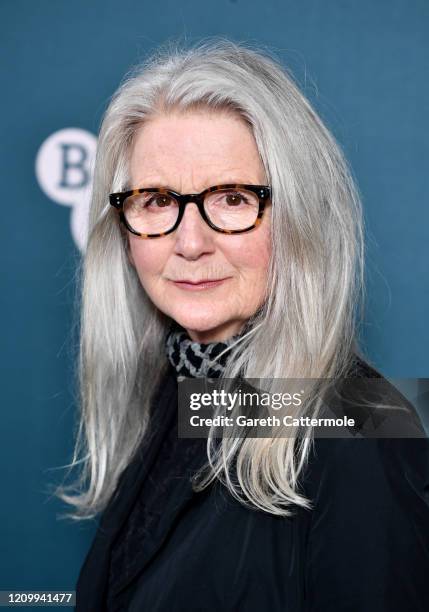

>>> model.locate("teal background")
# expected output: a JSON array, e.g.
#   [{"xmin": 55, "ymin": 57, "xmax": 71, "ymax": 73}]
[{"xmin": 1, "ymin": 0, "xmax": 428, "ymax": 601}]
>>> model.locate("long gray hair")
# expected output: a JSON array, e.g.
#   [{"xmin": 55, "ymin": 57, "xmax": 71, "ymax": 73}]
[{"xmin": 56, "ymin": 38, "xmax": 366, "ymax": 519}]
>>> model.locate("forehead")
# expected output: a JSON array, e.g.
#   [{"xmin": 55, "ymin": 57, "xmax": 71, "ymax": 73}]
[{"xmin": 128, "ymin": 110, "xmax": 266, "ymax": 189}]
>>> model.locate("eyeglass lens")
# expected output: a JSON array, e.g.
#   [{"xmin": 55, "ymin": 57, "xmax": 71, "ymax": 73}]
[{"xmin": 123, "ymin": 187, "xmax": 260, "ymax": 233}]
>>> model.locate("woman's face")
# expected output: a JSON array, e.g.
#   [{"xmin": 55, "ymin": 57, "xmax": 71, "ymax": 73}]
[{"xmin": 127, "ymin": 110, "xmax": 271, "ymax": 343}]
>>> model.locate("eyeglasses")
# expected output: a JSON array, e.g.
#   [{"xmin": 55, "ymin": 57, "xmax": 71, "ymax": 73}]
[{"xmin": 109, "ymin": 183, "xmax": 271, "ymax": 238}]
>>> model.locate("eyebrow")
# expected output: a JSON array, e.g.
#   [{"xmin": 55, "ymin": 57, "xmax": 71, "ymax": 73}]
[{"xmin": 127, "ymin": 180, "xmax": 254, "ymax": 192}]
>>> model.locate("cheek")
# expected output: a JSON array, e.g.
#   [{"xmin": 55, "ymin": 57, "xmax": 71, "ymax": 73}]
[
  {"xmin": 128, "ymin": 239, "xmax": 168, "ymax": 277},
  {"xmin": 226, "ymin": 233, "xmax": 271, "ymax": 312},
  {"xmin": 228, "ymin": 230, "xmax": 271, "ymax": 275}
]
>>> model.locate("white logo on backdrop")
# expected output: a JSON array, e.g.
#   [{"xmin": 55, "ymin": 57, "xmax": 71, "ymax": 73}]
[{"xmin": 35, "ymin": 128, "xmax": 97, "ymax": 252}]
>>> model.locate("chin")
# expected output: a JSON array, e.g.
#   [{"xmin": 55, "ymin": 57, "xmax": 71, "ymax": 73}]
[
  {"xmin": 170, "ymin": 311, "xmax": 227, "ymax": 333},
  {"xmin": 167, "ymin": 310, "xmax": 240, "ymax": 342}
]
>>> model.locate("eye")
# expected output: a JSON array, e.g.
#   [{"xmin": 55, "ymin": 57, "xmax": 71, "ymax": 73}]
[
  {"xmin": 146, "ymin": 194, "xmax": 174, "ymax": 208},
  {"xmin": 221, "ymin": 191, "xmax": 250, "ymax": 206}
]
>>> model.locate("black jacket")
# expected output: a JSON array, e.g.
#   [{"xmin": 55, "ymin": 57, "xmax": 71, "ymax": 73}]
[{"xmin": 76, "ymin": 359, "xmax": 429, "ymax": 611}]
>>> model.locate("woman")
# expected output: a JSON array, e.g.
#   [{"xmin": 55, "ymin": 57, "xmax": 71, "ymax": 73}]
[{"xmin": 58, "ymin": 40, "xmax": 429, "ymax": 610}]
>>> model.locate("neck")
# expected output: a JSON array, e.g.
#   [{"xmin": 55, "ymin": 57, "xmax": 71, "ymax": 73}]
[
  {"xmin": 165, "ymin": 320, "xmax": 248, "ymax": 378},
  {"xmin": 183, "ymin": 322, "xmax": 247, "ymax": 344}
]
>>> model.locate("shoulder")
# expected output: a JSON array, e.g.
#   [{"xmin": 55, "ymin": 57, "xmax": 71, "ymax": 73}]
[
  {"xmin": 301, "ymin": 412, "xmax": 429, "ymax": 609},
  {"xmin": 304, "ymin": 352, "xmax": 428, "ymax": 500},
  {"xmin": 347, "ymin": 352, "xmax": 384, "ymax": 377},
  {"xmin": 302, "ymin": 353, "xmax": 429, "ymax": 547},
  {"xmin": 304, "ymin": 435, "xmax": 429, "ymax": 508},
  {"xmin": 327, "ymin": 353, "xmax": 426, "ymax": 438},
  {"xmin": 301, "ymin": 435, "xmax": 429, "ymax": 610}
]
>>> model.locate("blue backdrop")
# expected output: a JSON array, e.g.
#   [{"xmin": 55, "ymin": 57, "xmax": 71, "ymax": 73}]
[{"xmin": 1, "ymin": 0, "xmax": 428, "ymax": 602}]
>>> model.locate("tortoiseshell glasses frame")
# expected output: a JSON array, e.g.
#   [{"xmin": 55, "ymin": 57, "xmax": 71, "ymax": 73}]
[{"xmin": 109, "ymin": 183, "xmax": 271, "ymax": 238}]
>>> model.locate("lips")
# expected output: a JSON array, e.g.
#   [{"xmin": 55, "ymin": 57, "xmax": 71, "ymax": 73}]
[
  {"xmin": 170, "ymin": 277, "xmax": 229, "ymax": 290},
  {"xmin": 174, "ymin": 279, "xmax": 224, "ymax": 284}
]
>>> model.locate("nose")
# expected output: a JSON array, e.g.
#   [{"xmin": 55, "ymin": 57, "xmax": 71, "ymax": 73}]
[{"xmin": 173, "ymin": 201, "xmax": 215, "ymax": 260}]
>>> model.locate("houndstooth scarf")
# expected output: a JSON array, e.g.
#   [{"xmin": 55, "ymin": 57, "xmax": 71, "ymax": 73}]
[{"xmin": 165, "ymin": 321, "xmax": 245, "ymax": 378}]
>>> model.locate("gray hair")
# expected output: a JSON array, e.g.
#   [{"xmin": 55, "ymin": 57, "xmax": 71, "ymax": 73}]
[{"xmin": 55, "ymin": 37, "xmax": 366, "ymax": 519}]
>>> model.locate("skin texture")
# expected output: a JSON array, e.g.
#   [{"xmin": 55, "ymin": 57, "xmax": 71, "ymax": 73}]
[{"xmin": 127, "ymin": 110, "xmax": 272, "ymax": 343}]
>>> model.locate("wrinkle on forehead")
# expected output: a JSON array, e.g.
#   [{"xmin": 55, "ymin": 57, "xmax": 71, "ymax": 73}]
[{"xmin": 128, "ymin": 111, "xmax": 266, "ymax": 192}]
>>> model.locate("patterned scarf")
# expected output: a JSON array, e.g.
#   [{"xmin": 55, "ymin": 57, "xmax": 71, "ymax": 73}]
[{"xmin": 165, "ymin": 321, "xmax": 246, "ymax": 378}]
